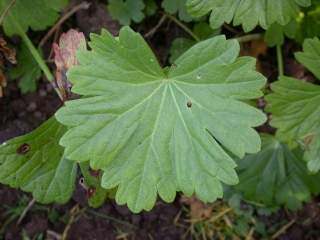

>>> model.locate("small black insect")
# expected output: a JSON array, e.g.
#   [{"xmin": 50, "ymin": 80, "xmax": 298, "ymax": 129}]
[
  {"xmin": 187, "ymin": 100, "xmax": 192, "ymax": 108},
  {"xmin": 17, "ymin": 143, "xmax": 30, "ymax": 155}
]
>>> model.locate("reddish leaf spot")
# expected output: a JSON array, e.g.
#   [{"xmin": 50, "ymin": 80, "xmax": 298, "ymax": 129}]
[
  {"xmin": 17, "ymin": 143, "xmax": 30, "ymax": 155},
  {"xmin": 89, "ymin": 169, "xmax": 100, "ymax": 177}
]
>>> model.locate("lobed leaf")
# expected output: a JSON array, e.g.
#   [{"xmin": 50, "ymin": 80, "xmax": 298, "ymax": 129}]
[
  {"xmin": 186, "ymin": 0, "xmax": 311, "ymax": 32},
  {"xmin": 162, "ymin": 0, "xmax": 192, "ymax": 22},
  {"xmin": 266, "ymin": 77, "xmax": 320, "ymax": 172},
  {"xmin": 0, "ymin": 0, "xmax": 67, "ymax": 36},
  {"xmin": 55, "ymin": 27, "xmax": 266, "ymax": 213},
  {"xmin": 0, "ymin": 117, "xmax": 77, "ymax": 204},
  {"xmin": 236, "ymin": 134, "xmax": 320, "ymax": 209}
]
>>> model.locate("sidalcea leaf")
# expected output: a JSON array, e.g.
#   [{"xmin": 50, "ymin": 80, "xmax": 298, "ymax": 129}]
[
  {"xmin": 107, "ymin": 0, "xmax": 145, "ymax": 25},
  {"xmin": 162, "ymin": 0, "xmax": 192, "ymax": 22},
  {"xmin": 0, "ymin": 0, "xmax": 67, "ymax": 36},
  {"xmin": 186, "ymin": 0, "xmax": 311, "ymax": 32},
  {"xmin": 55, "ymin": 27, "xmax": 266, "ymax": 213},
  {"xmin": 236, "ymin": 134, "xmax": 320, "ymax": 210},
  {"xmin": 266, "ymin": 38, "xmax": 320, "ymax": 173},
  {"xmin": 266, "ymin": 77, "xmax": 320, "ymax": 172},
  {"xmin": 0, "ymin": 117, "xmax": 77, "ymax": 204},
  {"xmin": 295, "ymin": 37, "xmax": 320, "ymax": 80}
]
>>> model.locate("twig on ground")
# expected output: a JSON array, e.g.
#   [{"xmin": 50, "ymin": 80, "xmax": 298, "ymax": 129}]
[
  {"xmin": 144, "ymin": 15, "xmax": 167, "ymax": 38},
  {"xmin": 47, "ymin": 230, "xmax": 62, "ymax": 240},
  {"xmin": 39, "ymin": 1, "xmax": 91, "ymax": 47},
  {"xmin": 62, "ymin": 204, "xmax": 82, "ymax": 240},
  {"xmin": 17, "ymin": 198, "xmax": 35, "ymax": 225},
  {"xmin": 271, "ymin": 219, "xmax": 296, "ymax": 239}
]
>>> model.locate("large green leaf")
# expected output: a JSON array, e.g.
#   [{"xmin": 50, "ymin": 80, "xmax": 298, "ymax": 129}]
[
  {"xmin": 295, "ymin": 37, "xmax": 320, "ymax": 80},
  {"xmin": 186, "ymin": 0, "xmax": 311, "ymax": 32},
  {"xmin": 236, "ymin": 134, "xmax": 320, "ymax": 210},
  {"xmin": 55, "ymin": 27, "xmax": 266, "ymax": 213},
  {"xmin": 0, "ymin": 0, "xmax": 66, "ymax": 36},
  {"xmin": 0, "ymin": 117, "xmax": 77, "ymax": 204},
  {"xmin": 266, "ymin": 77, "xmax": 320, "ymax": 172}
]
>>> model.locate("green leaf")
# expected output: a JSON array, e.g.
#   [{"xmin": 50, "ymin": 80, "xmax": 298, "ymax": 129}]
[
  {"xmin": 264, "ymin": 21, "xmax": 297, "ymax": 47},
  {"xmin": 0, "ymin": 117, "xmax": 77, "ymax": 204},
  {"xmin": 144, "ymin": 0, "xmax": 157, "ymax": 16},
  {"xmin": 186, "ymin": 0, "xmax": 311, "ymax": 32},
  {"xmin": 108, "ymin": 0, "xmax": 145, "ymax": 25},
  {"xmin": 9, "ymin": 42, "xmax": 42, "ymax": 93},
  {"xmin": 0, "ymin": 0, "xmax": 66, "ymax": 36},
  {"xmin": 162, "ymin": 0, "xmax": 192, "ymax": 22},
  {"xmin": 55, "ymin": 27, "xmax": 266, "ymax": 213},
  {"xmin": 265, "ymin": 77, "xmax": 320, "ymax": 172},
  {"xmin": 236, "ymin": 134, "xmax": 320, "ymax": 209},
  {"xmin": 295, "ymin": 37, "xmax": 320, "ymax": 80}
]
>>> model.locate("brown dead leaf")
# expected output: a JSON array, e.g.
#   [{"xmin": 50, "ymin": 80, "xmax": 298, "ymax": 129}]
[
  {"xmin": 180, "ymin": 196, "xmax": 213, "ymax": 221},
  {"xmin": 0, "ymin": 37, "xmax": 16, "ymax": 97},
  {"xmin": 53, "ymin": 29, "xmax": 86, "ymax": 100},
  {"xmin": 240, "ymin": 39, "xmax": 267, "ymax": 73}
]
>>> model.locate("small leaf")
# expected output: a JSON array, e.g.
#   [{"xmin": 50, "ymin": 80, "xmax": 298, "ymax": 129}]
[
  {"xmin": 0, "ymin": 117, "xmax": 77, "ymax": 204},
  {"xmin": 9, "ymin": 42, "xmax": 42, "ymax": 93},
  {"xmin": 108, "ymin": 0, "xmax": 145, "ymax": 25},
  {"xmin": 162, "ymin": 0, "xmax": 192, "ymax": 22},
  {"xmin": 56, "ymin": 27, "xmax": 266, "ymax": 213},
  {"xmin": 295, "ymin": 37, "xmax": 320, "ymax": 79},
  {"xmin": 236, "ymin": 134, "xmax": 320, "ymax": 209},
  {"xmin": 0, "ymin": 0, "xmax": 66, "ymax": 36}
]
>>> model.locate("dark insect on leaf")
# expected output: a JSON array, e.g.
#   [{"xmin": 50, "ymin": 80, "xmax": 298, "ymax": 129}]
[
  {"xmin": 16, "ymin": 143, "xmax": 30, "ymax": 155},
  {"xmin": 87, "ymin": 187, "xmax": 96, "ymax": 198},
  {"xmin": 187, "ymin": 100, "xmax": 192, "ymax": 108}
]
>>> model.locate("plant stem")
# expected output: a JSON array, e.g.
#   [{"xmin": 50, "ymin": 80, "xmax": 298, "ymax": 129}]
[
  {"xmin": 165, "ymin": 13, "xmax": 200, "ymax": 42},
  {"xmin": 276, "ymin": 44, "xmax": 284, "ymax": 76},
  {"xmin": 235, "ymin": 33, "xmax": 263, "ymax": 43},
  {"xmin": 10, "ymin": 16, "xmax": 64, "ymax": 101}
]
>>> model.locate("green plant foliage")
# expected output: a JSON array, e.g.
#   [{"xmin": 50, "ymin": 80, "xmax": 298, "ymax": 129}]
[
  {"xmin": 295, "ymin": 37, "xmax": 320, "ymax": 79},
  {"xmin": 144, "ymin": 0, "xmax": 157, "ymax": 16},
  {"xmin": 236, "ymin": 134, "xmax": 320, "ymax": 209},
  {"xmin": 266, "ymin": 77, "xmax": 320, "ymax": 172},
  {"xmin": 0, "ymin": 0, "xmax": 67, "ymax": 36},
  {"xmin": 55, "ymin": 26, "xmax": 266, "ymax": 213},
  {"xmin": 0, "ymin": 117, "xmax": 77, "ymax": 204},
  {"xmin": 266, "ymin": 38, "xmax": 320, "ymax": 172},
  {"xmin": 264, "ymin": 21, "xmax": 297, "ymax": 47},
  {"xmin": 186, "ymin": 0, "xmax": 311, "ymax": 32},
  {"xmin": 108, "ymin": 0, "xmax": 145, "ymax": 25},
  {"xmin": 9, "ymin": 43, "xmax": 42, "ymax": 93},
  {"xmin": 162, "ymin": 0, "xmax": 192, "ymax": 22}
]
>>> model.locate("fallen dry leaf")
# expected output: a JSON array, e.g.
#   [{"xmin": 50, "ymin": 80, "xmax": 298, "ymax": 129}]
[
  {"xmin": 53, "ymin": 29, "xmax": 86, "ymax": 100},
  {"xmin": 180, "ymin": 196, "xmax": 213, "ymax": 221}
]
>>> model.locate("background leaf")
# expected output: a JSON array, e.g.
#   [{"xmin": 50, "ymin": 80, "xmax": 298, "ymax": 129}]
[
  {"xmin": 0, "ymin": 0, "xmax": 66, "ymax": 36},
  {"xmin": 108, "ymin": 0, "xmax": 145, "ymax": 25},
  {"xmin": 187, "ymin": 0, "xmax": 311, "ymax": 32},
  {"xmin": 236, "ymin": 134, "xmax": 320, "ymax": 209},
  {"xmin": 0, "ymin": 117, "xmax": 77, "ymax": 204},
  {"xmin": 56, "ymin": 27, "xmax": 266, "ymax": 213},
  {"xmin": 9, "ymin": 42, "xmax": 42, "ymax": 93},
  {"xmin": 162, "ymin": 0, "xmax": 192, "ymax": 22}
]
